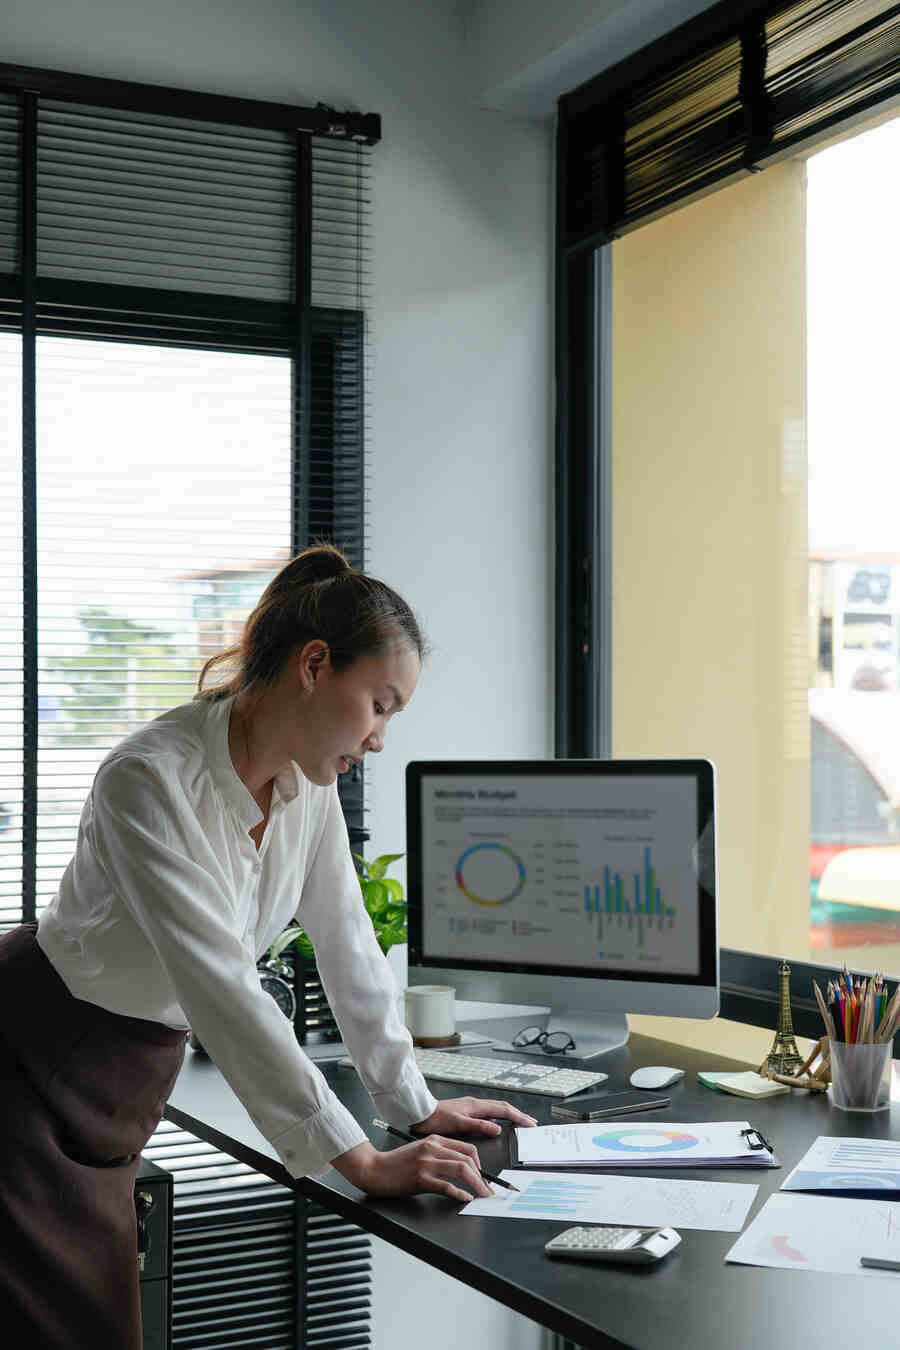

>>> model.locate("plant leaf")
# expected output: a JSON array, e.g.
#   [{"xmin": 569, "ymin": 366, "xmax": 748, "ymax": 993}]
[
  {"xmin": 291, "ymin": 929, "xmax": 316, "ymax": 958},
  {"xmin": 269, "ymin": 925, "xmax": 305, "ymax": 958},
  {"xmin": 362, "ymin": 879, "xmax": 390, "ymax": 916},
  {"xmin": 378, "ymin": 921, "xmax": 407, "ymax": 952},
  {"xmin": 367, "ymin": 852, "xmax": 404, "ymax": 879}
]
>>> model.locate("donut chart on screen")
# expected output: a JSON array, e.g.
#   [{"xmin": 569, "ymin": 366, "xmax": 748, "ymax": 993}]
[
  {"xmin": 593, "ymin": 1128, "xmax": 698, "ymax": 1153},
  {"xmin": 455, "ymin": 842, "xmax": 526, "ymax": 907}
]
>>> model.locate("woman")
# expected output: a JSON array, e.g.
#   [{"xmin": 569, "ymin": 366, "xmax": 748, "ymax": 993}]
[{"xmin": 0, "ymin": 544, "xmax": 536, "ymax": 1349}]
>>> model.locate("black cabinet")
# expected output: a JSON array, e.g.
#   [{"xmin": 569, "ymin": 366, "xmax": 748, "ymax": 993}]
[{"xmin": 136, "ymin": 1155, "xmax": 172, "ymax": 1350}]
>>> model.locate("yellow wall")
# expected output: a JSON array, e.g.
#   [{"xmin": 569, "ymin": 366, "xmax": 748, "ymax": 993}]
[{"xmin": 611, "ymin": 162, "xmax": 810, "ymax": 999}]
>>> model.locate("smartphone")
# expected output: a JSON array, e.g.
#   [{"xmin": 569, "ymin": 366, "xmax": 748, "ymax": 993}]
[{"xmin": 550, "ymin": 1088, "xmax": 670, "ymax": 1121}]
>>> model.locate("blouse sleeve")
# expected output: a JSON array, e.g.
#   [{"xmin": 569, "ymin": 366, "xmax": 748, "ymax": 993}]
[
  {"xmin": 297, "ymin": 784, "xmax": 438, "ymax": 1129},
  {"xmin": 90, "ymin": 753, "xmax": 369, "ymax": 1178}
]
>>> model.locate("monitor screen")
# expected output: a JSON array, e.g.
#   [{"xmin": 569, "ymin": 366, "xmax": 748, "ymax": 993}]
[{"xmin": 406, "ymin": 760, "xmax": 718, "ymax": 1054}]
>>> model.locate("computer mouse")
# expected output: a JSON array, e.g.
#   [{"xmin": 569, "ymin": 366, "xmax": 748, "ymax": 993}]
[{"xmin": 629, "ymin": 1065, "xmax": 685, "ymax": 1090}]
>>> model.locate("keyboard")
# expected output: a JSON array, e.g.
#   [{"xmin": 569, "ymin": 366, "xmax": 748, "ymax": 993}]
[{"xmin": 412, "ymin": 1048, "xmax": 608, "ymax": 1097}]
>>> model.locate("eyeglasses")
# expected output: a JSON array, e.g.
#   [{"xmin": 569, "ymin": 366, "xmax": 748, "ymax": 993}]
[{"xmin": 511, "ymin": 1025, "xmax": 576, "ymax": 1055}]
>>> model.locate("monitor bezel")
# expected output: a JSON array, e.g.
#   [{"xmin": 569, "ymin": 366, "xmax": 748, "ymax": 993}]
[{"xmin": 405, "ymin": 758, "xmax": 717, "ymax": 990}]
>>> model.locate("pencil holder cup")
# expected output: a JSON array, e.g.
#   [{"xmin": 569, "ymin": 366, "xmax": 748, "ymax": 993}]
[{"xmin": 828, "ymin": 1040, "xmax": 892, "ymax": 1112}]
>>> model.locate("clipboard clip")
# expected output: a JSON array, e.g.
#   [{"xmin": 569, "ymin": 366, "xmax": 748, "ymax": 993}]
[{"xmin": 740, "ymin": 1127, "xmax": 773, "ymax": 1153}]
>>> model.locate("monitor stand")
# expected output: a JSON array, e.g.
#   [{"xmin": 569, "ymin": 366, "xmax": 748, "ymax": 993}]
[{"xmin": 495, "ymin": 1011, "xmax": 629, "ymax": 1062}]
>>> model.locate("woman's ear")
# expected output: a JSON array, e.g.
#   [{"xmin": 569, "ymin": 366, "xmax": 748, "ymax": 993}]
[{"xmin": 297, "ymin": 639, "xmax": 330, "ymax": 691}]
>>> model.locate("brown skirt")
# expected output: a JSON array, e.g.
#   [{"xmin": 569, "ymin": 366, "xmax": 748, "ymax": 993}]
[{"xmin": 0, "ymin": 924, "xmax": 188, "ymax": 1350}]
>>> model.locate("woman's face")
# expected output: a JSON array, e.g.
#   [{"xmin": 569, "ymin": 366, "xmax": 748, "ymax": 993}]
[{"xmin": 292, "ymin": 640, "xmax": 420, "ymax": 787}]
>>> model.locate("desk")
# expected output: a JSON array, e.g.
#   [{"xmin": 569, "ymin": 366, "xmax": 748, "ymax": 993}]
[{"xmin": 166, "ymin": 1033, "xmax": 900, "ymax": 1349}]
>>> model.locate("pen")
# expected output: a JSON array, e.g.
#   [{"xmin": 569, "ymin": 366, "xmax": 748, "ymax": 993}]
[
  {"xmin": 371, "ymin": 1118, "xmax": 521, "ymax": 1192},
  {"xmin": 860, "ymin": 1256, "xmax": 900, "ymax": 1272}
]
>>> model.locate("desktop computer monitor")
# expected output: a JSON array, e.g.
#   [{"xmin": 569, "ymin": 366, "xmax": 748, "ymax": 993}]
[{"xmin": 405, "ymin": 759, "xmax": 718, "ymax": 1060}]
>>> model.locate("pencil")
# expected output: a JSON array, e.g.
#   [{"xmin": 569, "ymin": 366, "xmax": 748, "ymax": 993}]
[
  {"xmin": 813, "ymin": 980, "xmax": 836, "ymax": 1041},
  {"xmin": 876, "ymin": 983, "xmax": 900, "ymax": 1044},
  {"xmin": 371, "ymin": 1118, "xmax": 520, "ymax": 1192}
]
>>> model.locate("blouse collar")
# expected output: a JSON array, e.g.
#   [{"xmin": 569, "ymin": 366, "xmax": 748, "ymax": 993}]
[{"xmin": 205, "ymin": 695, "xmax": 302, "ymax": 828}]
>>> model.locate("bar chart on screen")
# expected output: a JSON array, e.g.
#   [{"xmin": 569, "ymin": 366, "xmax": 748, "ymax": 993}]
[{"xmin": 583, "ymin": 845, "xmax": 680, "ymax": 948}]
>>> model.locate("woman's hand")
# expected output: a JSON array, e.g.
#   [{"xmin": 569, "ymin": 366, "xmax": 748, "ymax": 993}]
[
  {"xmin": 329, "ymin": 1098, "xmax": 538, "ymax": 1202},
  {"xmin": 411, "ymin": 1096, "xmax": 538, "ymax": 1139},
  {"xmin": 330, "ymin": 1137, "xmax": 495, "ymax": 1203}
]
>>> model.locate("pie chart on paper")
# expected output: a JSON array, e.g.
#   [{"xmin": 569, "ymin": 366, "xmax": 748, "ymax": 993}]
[{"xmin": 592, "ymin": 1128, "xmax": 699, "ymax": 1153}]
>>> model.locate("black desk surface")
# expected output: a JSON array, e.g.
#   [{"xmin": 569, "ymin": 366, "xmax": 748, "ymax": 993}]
[{"xmin": 166, "ymin": 1033, "xmax": 900, "ymax": 1349}]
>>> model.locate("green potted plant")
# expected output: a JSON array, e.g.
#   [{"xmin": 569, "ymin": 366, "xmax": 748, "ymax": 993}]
[{"xmin": 268, "ymin": 852, "xmax": 407, "ymax": 1043}]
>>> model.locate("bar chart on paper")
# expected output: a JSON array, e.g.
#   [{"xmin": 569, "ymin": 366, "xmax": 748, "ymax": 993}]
[
  {"xmin": 460, "ymin": 1170, "xmax": 757, "ymax": 1232},
  {"xmin": 783, "ymin": 1136, "xmax": 900, "ymax": 1191}
]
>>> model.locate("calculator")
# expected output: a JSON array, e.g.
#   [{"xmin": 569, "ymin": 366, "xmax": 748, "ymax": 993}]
[{"xmin": 544, "ymin": 1225, "xmax": 682, "ymax": 1264}]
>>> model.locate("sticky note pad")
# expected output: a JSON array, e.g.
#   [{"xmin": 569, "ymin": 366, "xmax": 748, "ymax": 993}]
[{"xmin": 698, "ymin": 1070, "xmax": 789, "ymax": 1098}]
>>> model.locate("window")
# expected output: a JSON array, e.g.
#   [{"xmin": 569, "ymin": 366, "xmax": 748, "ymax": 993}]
[
  {"xmin": 608, "ymin": 106, "xmax": 900, "ymax": 974},
  {"xmin": 609, "ymin": 154, "xmax": 808, "ymax": 962},
  {"xmin": 556, "ymin": 0, "xmax": 900, "ymax": 1018},
  {"xmin": 806, "ymin": 117, "xmax": 900, "ymax": 970},
  {"xmin": 1, "ymin": 66, "xmax": 375, "ymax": 929},
  {"xmin": 33, "ymin": 338, "xmax": 291, "ymax": 913}
]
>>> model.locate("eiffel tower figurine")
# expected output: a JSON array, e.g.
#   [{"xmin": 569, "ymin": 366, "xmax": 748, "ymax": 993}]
[{"xmin": 765, "ymin": 959, "xmax": 804, "ymax": 1076}]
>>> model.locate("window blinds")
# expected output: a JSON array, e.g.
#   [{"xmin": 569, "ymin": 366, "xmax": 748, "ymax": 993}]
[
  {"xmin": 560, "ymin": 0, "xmax": 900, "ymax": 249},
  {"xmin": 765, "ymin": 0, "xmax": 900, "ymax": 151},
  {"xmin": 0, "ymin": 334, "xmax": 22, "ymax": 930},
  {"xmin": 32, "ymin": 100, "xmax": 297, "ymax": 351},
  {"xmin": 308, "ymin": 140, "xmax": 370, "ymax": 566},
  {"xmin": 307, "ymin": 142, "xmax": 370, "ymax": 832},
  {"xmin": 37, "ymin": 102, "xmax": 296, "ymax": 300},
  {"xmin": 0, "ymin": 93, "xmax": 18, "ymax": 280},
  {"xmin": 0, "ymin": 70, "xmax": 378, "ymax": 929},
  {"xmin": 311, "ymin": 141, "xmax": 371, "ymax": 311}
]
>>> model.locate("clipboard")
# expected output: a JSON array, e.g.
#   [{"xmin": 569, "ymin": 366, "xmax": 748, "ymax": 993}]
[{"xmin": 510, "ymin": 1120, "xmax": 780, "ymax": 1170}]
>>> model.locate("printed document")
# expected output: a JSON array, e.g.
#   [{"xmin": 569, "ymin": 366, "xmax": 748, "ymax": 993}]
[
  {"xmin": 460, "ymin": 1169, "xmax": 757, "ymax": 1231},
  {"xmin": 726, "ymin": 1192, "xmax": 900, "ymax": 1276},
  {"xmin": 514, "ymin": 1120, "xmax": 777, "ymax": 1168},
  {"xmin": 782, "ymin": 1135, "xmax": 900, "ymax": 1192}
]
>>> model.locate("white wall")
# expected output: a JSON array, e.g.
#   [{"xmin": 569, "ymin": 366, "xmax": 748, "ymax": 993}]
[
  {"xmin": 465, "ymin": 0, "xmax": 718, "ymax": 117},
  {"xmin": 1, "ymin": 2, "xmax": 550, "ymax": 1346}
]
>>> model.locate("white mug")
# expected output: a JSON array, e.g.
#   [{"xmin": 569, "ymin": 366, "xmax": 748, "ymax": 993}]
[{"xmin": 404, "ymin": 984, "xmax": 456, "ymax": 1041}]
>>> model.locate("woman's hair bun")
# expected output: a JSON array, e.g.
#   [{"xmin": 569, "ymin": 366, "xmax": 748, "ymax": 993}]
[{"xmin": 271, "ymin": 543, "xmax": 351, "ymax": 592}]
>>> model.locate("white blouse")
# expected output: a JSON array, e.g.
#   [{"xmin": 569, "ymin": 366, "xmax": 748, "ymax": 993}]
[{"xmin": 37, "ymin": 695, "xmax": 437, "ymax": 1178}]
